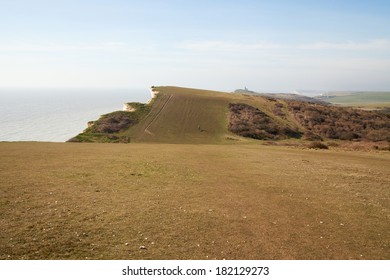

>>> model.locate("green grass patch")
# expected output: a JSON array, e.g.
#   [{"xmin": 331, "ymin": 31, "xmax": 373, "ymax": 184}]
[{"xmin": 325, "ymin": 92, "xmax": 390, "ymax": 107}]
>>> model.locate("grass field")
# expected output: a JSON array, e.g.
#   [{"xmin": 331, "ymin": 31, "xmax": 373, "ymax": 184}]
[
  {"xmin": 125, "ymin": 87, "xmax": 233, "ymax": 143},
  {"xmin": 323, "ymin": 92, "xmax": 390, "ymax": 108},
  {"xmin": 74, "ymin": 86, "xmax": 297, "ymax": 144},
  {"xmin": 1, "ymin": 142, "xmax": 389, "ymax": 260}
]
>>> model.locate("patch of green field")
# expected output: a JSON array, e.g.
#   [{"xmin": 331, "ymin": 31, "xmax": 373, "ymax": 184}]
[
  {"xmin": 1, "ymin": 142, "xmax": 389, "ymax": 260},
  {"xmin": 325, "ymin": 92, "xmax": 390, "ymax": 108}
]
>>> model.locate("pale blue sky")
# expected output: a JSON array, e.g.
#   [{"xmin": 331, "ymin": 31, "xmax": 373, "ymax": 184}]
[{"xmin": 1, "ymin": 0, "xmax": 389, "ymax": 91}]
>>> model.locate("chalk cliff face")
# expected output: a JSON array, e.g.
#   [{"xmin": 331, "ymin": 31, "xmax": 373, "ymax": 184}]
[
  {"xmin": 123, "ymin": 103, "xmax": 136, "ymax": 112},
  {"xmin": 150, "ymin": 86, "xmax": 159, "ymax": 100},
  {"xmin": 122, "ymin": 87, "xmax": 159, "ymax": 112}
]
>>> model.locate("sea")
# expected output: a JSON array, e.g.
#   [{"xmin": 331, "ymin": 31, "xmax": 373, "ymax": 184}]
[{"xmin": 0, "ymin": 88, "xmax": 150, "ymax": 142}]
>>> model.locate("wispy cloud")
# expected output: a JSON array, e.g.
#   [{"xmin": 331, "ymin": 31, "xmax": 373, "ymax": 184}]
[
  {"xmin": 3, "ymin": 39, "xmax": 388, "ymax": 54},
  {"xmin": 178, "ymin": 41, "xmax": 282, "ymax": 52},
  {"xmin": 0, "ymin": 42, "xmax": 127, "ymax": 52},
  {"xmin": 178, "ymin": 39, "xmax": 390, "ymax": 53},
  {"xmin": 297, "ymin": 39, "xmax": 390, "ymax": 51}
]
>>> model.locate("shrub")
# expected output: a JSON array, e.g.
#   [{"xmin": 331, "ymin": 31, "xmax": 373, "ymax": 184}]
[
  {"xmin": 339, "ymin": 131, "xmax": 360, "ymax": 141},
  {"xmin": 366, "ymin": 129, "xmax": 390, "ymax": 142},
  {"xmin": 92, "ymin": 111, "xmax": 136, "ymax": 133},
  {"xmin": 303, "ymin": 131, "xmax": 322, "ymax": 141},
  {"xmin": 327, "ymin": 141, "xmax": 339, "ymax": 147},
  {"xmin": 286, "ymin": 100, "xmax": 390, "ymax": 142},
  {"xmin": 228, "ymin": 103, "xmax": 302, "ymax": 140},
  {"xmin": 307, "ymin": 141, "xmax": 329, "ymax": 149}
]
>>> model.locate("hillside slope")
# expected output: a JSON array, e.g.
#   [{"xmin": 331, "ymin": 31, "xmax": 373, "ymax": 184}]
[
  {"xmin": 69, "ymin": 86, "xmax": 390, "ymax": 144},
  {"xmin": 127, "ymin": 87, "xmax": 232, "ymax": 143},
  {"xmin": 234, "ymin": 88, "xmax": 329, "ymax": 105},
  {"xmin": 70, "ymin": 86, "xmax": 301, "ymax": 143}
]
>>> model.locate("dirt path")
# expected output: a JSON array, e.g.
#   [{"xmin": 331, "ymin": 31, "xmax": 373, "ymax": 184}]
[{"xmin": 144, "ymin": 94, "xmax": 173, "ymax": 135}]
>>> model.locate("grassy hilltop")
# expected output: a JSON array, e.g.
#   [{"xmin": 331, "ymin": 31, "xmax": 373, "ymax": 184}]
[
  {"xmin": 70, "ymin": 86, "xmax": 253, "ymax": 144},
  {"xmin": 69, "ymin": 86, "xmax": 390, "ymax": 146},
  {"xmin": 71, "ymin": 85, "xmax": 309, "ymax": 144}
]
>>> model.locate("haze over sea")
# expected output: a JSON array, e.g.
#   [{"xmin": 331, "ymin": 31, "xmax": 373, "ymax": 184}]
[{"xmin": 0, "ymin": 88, "xmax": 149, "ymax": 142}]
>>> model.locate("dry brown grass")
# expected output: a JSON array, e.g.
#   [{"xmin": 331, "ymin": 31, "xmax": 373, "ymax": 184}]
[{"xmin": 0, "ymin": 142, "xmax": 389, "ymax": 260}]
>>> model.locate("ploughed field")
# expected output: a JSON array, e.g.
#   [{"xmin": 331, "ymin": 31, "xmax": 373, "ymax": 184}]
[{"xmin": 0, "ymin": 142, "xmax": 389, "ymax": 259}]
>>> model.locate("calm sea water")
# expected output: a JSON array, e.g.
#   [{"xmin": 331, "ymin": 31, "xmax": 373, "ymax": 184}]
[{"xmin": 0, "ymin": 88, "xmax": 150, "ymax": 142}]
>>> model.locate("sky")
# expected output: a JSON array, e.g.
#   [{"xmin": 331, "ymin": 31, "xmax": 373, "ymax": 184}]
[{"xmin": 0, "ymin": 0, "xmax": 390, "ymax": 92}]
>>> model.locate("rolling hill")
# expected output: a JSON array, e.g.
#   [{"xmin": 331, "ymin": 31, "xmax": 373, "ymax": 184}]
[
  {"xmin": 234, "ymin": 88, "xmax": 329, "ymax": 105},
  {"xmin": 68, "ymin": 86, "xmax": 390, "ymax": 145}
]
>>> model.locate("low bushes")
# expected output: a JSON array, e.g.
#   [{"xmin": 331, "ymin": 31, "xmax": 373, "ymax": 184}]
[
  {"xmin": 228, "ymin": 103, "xmax": 302, "ymax": 140},
  {"xmin": 286, "ymin": 101, "xmax": 390, "ymax": 142},
  {"xmin": 307, "ymin": 141, "xmax": 329, "ymax": 149}
]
